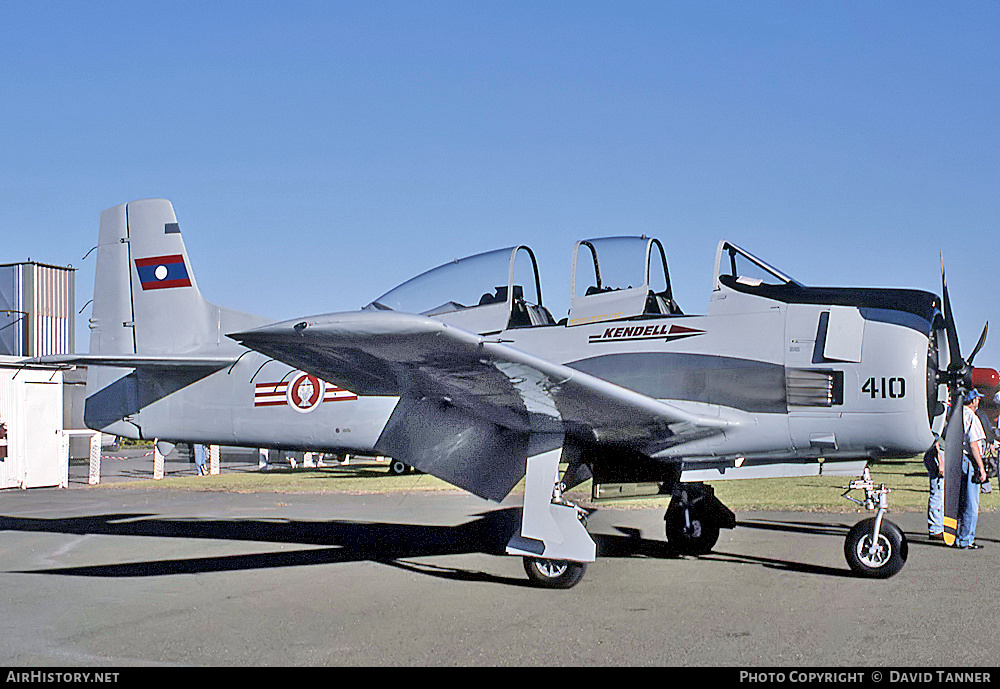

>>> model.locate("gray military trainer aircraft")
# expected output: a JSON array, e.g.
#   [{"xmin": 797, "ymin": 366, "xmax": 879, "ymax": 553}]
[{"xmin": 38, "ymin": 199, "xmax": 982, "ymax": 588}]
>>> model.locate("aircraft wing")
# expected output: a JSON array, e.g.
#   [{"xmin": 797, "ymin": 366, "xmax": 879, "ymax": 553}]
[{"xmin": 231, "ymin": 312, "xmax": 738, "ymax": 500}]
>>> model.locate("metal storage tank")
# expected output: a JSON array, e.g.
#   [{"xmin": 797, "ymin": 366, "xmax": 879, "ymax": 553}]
[{"xmin": 0, "ymin": 261, "xmax": 76, "ymax": 357}]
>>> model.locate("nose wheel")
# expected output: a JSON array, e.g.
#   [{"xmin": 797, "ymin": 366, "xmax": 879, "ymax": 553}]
[
  {"xmin": 844, "ymin": 518, "xmax": 907, "ymax": 578},
  {"xmin": 842, "ymin": 468, "xmax": 908, "ymax": 578}
]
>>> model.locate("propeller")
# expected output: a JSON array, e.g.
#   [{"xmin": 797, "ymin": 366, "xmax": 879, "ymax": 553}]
[{"xmin": 938, "ymin": 254, "xmax": 988, "ymax": 546}]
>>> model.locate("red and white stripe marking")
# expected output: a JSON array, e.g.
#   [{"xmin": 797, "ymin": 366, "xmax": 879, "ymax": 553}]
[{"xmin": 254, "ymin": 379, "xmax": 357, "ymax": 407}]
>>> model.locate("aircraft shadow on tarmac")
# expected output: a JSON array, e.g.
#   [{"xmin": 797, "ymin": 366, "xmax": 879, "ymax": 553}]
[
  {"xmin": 736, "ymin": 516, "xmax": 998, "ymax": 546},
  {"xmin": 728, "ymin": 518, "xmax": 997, "ymax": 575},
  {"xmin": 2, "ymin": 508, "xmax": 655, "ymax": 586},
  {"xmin": 3, "ymin": 510, "xmax": 978, "ymax": 584}
]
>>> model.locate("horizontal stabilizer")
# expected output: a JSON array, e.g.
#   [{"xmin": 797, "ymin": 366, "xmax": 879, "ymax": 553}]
[{"xmin": 28, "ymin": 354, "xmax": 238, "ymax": 370}]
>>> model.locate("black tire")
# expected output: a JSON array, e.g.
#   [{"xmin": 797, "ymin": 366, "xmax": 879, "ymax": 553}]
[
  {"xmin": 844, "ymin": 517, "xmax": 907, "ymax": 579},
  {"xmin": 522, "ymin": 557, "xmax": 587, "ymax": 589},
  {"xmin": 387, "ymin": 459, "xmax": 410, "ymax": 475},
  {"xmin": 664, "ymin": 503, "xmax": 720, "ymax": 555}
]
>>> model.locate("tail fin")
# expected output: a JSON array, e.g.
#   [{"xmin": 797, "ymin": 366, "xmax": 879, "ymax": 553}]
[
  {"xmin": 90, "ymin": 199, "xmax": 266, "ymax": 357},
  {"xmin": 84, "ymin": 200, "xmax": 269, "ymax": 435}
]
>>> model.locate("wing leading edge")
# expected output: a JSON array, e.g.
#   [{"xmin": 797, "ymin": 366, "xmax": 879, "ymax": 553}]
[{"xmin": 231, "ymin": 312, "xmax": 739, "ymax": 501}]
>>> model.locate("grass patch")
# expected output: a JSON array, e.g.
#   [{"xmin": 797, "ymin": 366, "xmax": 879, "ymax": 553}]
[
  {"xmin": 573, "ymin": 458, "xmax": 998, "ymax": 512},
  {"xmin": 108, "ymin": 465, "xmax": 464, "ymax": 495},
  {"xmin": 104, "ymin": 457, "xmax": 998, "ymax": 513},
  {"xmin": 713, "ymin": 458, "xmax": 940, "ymax": 512}
]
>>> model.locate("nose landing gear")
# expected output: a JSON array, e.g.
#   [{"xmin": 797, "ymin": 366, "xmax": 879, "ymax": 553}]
[{"xmin": 842, "ymin": 467, "xmax": 907, "ymax": 578}]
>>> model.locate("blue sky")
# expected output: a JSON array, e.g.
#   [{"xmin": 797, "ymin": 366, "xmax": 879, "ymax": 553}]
[{"xmin": 2, "ymin": 1, "xmax": 998, "ymax": 365}]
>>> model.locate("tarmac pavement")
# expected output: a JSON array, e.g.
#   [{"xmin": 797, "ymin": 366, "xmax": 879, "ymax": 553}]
[{"xmin": 1, "ymin": 449, "xmax": 997, "ymax": 666}]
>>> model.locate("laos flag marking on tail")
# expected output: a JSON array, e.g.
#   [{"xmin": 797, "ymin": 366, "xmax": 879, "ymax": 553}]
[{"xmin": 135, "ymin": 255, "xmax": 192, "ymax": 290}]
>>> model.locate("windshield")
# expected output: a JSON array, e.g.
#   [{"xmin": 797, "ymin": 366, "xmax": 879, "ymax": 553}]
[
  {"xmin": 568, "ymin": 236, "xmax": 678, "ymax": 325},
  {"xmin": 719, "ymin": 242, "xmax": 802, "ymax": 287},
  {"xmin": 365, "ymin": 248, "xmax": 515, "ymax": 315},
  {"xmin": 572, "ymin": 237, "xmax": 653, "ymax": 297},
  {"xmin": 364, "ymin": 245, "xmax": 546, "ymax": 321}
]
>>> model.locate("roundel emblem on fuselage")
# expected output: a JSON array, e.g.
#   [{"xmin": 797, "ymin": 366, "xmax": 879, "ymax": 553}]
[{"xmin": 287, "ymin": 372, "xmax": 323, "ymax": 413}]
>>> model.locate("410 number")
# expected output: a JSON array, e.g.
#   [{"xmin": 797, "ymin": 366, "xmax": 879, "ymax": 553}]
[{"xmin": 861, "ymin": 377, "xmax": 906, "ymax": 399}]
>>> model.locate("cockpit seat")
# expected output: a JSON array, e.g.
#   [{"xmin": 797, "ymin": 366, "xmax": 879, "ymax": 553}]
[
  {"xmin": 586, "ymin": 285, "xmax": 618, "ymax": 296},
  {"xmin": 508, "ymin": 298, "xmax": 532, "ymax": 328},
  {"xmin": 479, "ymin": 285, "xmax": 517, "ymax": 306},
  {"xmin": 645, "ymin": 291, "xmax": 683, "ymax": 316}
]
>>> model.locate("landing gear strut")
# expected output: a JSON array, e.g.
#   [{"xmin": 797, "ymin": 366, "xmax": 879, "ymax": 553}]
[
  {"xmin": 664, "ymin": 483, "xmax": 736, "ymax": 555},
  {"xmin": 842, "ymin": 467, "xmax": 907, "ymax": 578},
  {"xmin": 506, "ymin": 446, "xmax": 596, "ymax": 589}
]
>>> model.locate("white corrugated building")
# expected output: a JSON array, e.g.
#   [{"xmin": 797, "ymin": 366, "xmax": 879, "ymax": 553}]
[
  {"xmin": 0, "ymin": 261, "xmax": 89, "ymax": 489},
  {"xmin": 0, "ymin": 357, "xmax": 68, "ymax": 489}
]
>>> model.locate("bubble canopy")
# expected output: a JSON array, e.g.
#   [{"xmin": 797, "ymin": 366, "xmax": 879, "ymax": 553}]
[{"xmin": 364, "ymin": 246, "xmax": 553, "ymax": 334}]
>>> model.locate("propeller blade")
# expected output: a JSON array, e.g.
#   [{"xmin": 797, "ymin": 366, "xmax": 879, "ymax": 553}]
[
  {"xmin": 940, "ymin": 253, "xmax": 962, "ymax": 371},
  {"xmin": 935, "ymin": 253, "xmax": 980, "ymax": 546},
  {"xmin": 967, "ymin": 321, "xmax": 988, "ymax": 367},
  {"xmin": 941, "ymin": 392, "xmax": 965, "ymax": 546}
]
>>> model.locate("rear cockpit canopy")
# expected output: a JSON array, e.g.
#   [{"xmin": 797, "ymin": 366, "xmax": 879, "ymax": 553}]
[
  {"xmin": 567, "ymin": 236, "xmax": 681, "ymax": 326},
  {"xmin": 364, "ymin": 246, "xmax": 555, "ymax": 334}
]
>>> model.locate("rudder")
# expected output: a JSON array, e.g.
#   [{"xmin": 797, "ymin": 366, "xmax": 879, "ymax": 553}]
[{"xmin": 102, "ymin": 199, "xmax": 217, "ymax": 355}]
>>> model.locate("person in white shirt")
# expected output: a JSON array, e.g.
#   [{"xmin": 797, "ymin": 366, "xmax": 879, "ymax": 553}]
[{"xmin": 957, "ymin": 389, "xmax": 989, "ymax": 549}]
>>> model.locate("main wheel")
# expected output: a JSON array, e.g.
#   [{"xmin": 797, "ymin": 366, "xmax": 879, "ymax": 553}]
[
  {"xmin": 664, "ymin": 502, "xmax": 720, "ymax": 555},
  {"xmin": 844, "ymin": 517, "xmax": 907, "ymax": 578},
  {"xmin": 387, "ymin": 459, "xmax": 410, "ymax": 475},
  {"xmin": 522, "ymin": 557, "xmax": 587, "ymax": 589}
]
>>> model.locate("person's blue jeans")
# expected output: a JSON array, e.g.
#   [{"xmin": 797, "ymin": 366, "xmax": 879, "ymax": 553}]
[
  {"xmin": 194, "ymin": 444, "xmax": 208, "ymax": 474},
  {"xmin": 957, "ymin": 455, "xmax": 981, "ymax": 547},
  {"xmin": 928, "ymin": 476, "xmax": 943, "ymax": 535},
  {"xmin": 924, "ymin": 450, "xmax": 943, "ymax": 535}
]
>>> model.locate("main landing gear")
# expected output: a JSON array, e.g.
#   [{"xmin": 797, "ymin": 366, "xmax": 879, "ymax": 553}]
[
  {"xmin": 522, "ymin": 557, "xmax": 588, "ymax": 589},
  {"xmin": 514, "ymin": 483, "xmax": 594, "ymax": 589},
  {"xmin": 507, "ymin": 447, "xmax": 596, "ymax": 588},
  {"xmin": 387, "ymin": 458, "xmax": 411, "ymax": 475},
  {"xmin": 842, "ymin": 467, "xmax": 907, "ymax": 578},
  {"xmin": 664, "ymin": 483, "xmax": 736, "ymax": 555}
]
